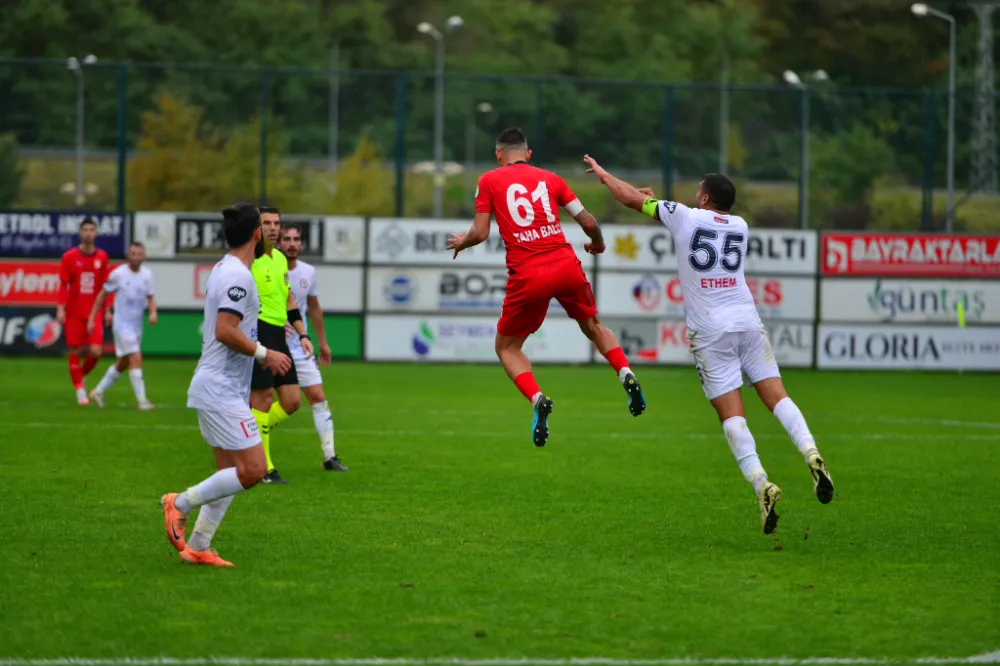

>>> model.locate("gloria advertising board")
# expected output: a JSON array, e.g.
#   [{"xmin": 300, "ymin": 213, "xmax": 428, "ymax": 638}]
[
  {"xmin": 368, "ymin": 218, "xmax": 594, "ymax": 267},
  {"xmin": 598, "ymin": 272, "xmax": 815, "ymax": 320},
  {"xmin": 604, "ymin": 318, "xmax": 814, "ymax": 368},
  {"xmin": 366, "ymin": 266, "xmax": 593, "ymax": 314},
  {"xmin": 364, "ymin": 315, "xmax": 592, "ymax": 363},
  {"xmin": 821, "ymin": 279, "xmax": 1000, "ymax": 324},
  {"xmin": 133, "ymin": 213, "xmax": 365, "ymax": 263},
  {"xmin": 144, "ymin": 261, "xmax": 363, "ymax": 311},
  {"xmin": 822, "ymin": 233, "xmax": 1000, "ymax": 277},
  {"xmin": 0, "ymin": 211, "xmax": 129, "ymax": 258},
  {"xmin": 817, "ymin": 324, "xmax": 1000, "ymax": 371},
  {"xmin": 599, "ymin": 225, "xmax": 817, "ymax": 275}
]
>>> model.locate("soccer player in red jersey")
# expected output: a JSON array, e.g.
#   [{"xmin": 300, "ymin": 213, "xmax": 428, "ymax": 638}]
[
  {"xmin": 447, "ymin": 128, "xmax": 646, "ymax": 447},
  {"xmin": 57, "ymin": 218, "xmax": 112, "ymax": 405}
]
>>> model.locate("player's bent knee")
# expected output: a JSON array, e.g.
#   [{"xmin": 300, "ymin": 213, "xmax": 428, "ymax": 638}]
[
  {"xmin": 250, "ymin": 389, "xmax": 274, "ymax": 412},
  {"xmin": 280, "ymin": 393, "xmax": 301, "ymax": 415}
]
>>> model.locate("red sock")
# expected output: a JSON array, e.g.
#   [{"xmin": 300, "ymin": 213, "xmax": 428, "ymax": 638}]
[
  {"xmin": 82, "ymin": 355, "xmax": 99, "ymax": 376},
  {"xmin": 513, "ymin": 372, "xmax": 542, "ymax": 403},
  {"xmin": 68, "ymin": 354, "xmax": 84, "ymax": 389},
  {"xmin": 603, "ymin": 346, "xmax": 630, "ymax": 374}
]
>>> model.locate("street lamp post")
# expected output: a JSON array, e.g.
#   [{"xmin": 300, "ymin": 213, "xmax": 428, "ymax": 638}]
[
  {"xmin": 784, "ymin": 69, "xmax": 828, "ymax": 230},
  {"xmin": 67, "ymin": 55, "xmax": 98, "ymax": 207},
  {"xmin": 912, "ymin": 3, "xmax": 956, "ymax": 232},
  {"xmin": 418, "ymin": 16, "xmax": 464, "ymax": 218}
]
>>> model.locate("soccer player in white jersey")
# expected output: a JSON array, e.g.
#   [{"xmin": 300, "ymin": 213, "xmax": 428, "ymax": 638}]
[
  {"xmin": 276, "ymin": 224, "xmax": 348, "ymax": 471},
  {"xmin": 160, "ymin": 203, "xmax": 291, "ymax": 567},
  {"xmin": 87, "ymin": 242, "xmax": 157, "ymax": 410},
  {"xmin": 584, "ymin": 156, "xmax": 834, "ymax": 535}
]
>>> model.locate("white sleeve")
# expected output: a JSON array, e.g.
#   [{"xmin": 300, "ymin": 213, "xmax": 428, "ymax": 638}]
[
  {"xmin": 145, "ymin": 270, "xmax": 155, "ymax": 297},
  {"xmin": 308, "ymin": 269, "xmax": 319, "ymax": 298},
  {"xmin": 103, "ymin": 267, "xmax": 121, "ymax": 293},
  {"xmin": 217, "ymin": 268, "xmax": 256, "ymax": 320},
  {"xmin": 655, "ymin": 200, "xmax": 689, "ymax": 235}
]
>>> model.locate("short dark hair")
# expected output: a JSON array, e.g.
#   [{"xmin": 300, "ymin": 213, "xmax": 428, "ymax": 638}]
[
  {"xmin": 495, "ymin": 128, "xmax": 528, "ymax": 151},
  {"xmin": 221, "ymin": 203, "xmax": 261, "ymax": 248},
  {"xmin": 258, "ymin": 205, "xmax": 280, "ymax": 217},
  {"xmin": 279, "ymin": 224, "xmax": 302, "ymax": 242},
  {"xmin": 80, "ymin": 218, "xmax": 97, "ymax": 230},
  {"xmin": 129, "ymin": 241, "xmax": 144, "ymax": 249},
  {"xmin": 700, "ymin": 173, "xmax": 736, "ymax": 211}
]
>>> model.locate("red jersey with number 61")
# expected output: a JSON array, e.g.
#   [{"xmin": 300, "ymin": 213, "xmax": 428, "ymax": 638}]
[{"xmin": 475, "ymin": 162, "xmax": 582, "ymax": 270}]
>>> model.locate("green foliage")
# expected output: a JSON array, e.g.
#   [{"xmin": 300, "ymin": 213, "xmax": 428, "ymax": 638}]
[
  {"xmin": 128, "ymin": 92, "xmax": 301, "ymax": 211},
  {"xmin": 0, "ymin": 132, "xmax": 25, "ymax": 207},
  {"xmin": 811, "ymin": 125, "xmax": 895, "ymax": 206}
]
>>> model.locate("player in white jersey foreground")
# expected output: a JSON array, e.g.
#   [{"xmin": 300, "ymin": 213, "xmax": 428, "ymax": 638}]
[
  {"xmin": 160, "ymin": 203, "xmax": 291, "ymax": 567},
  {"xmin": 584, "ymin": 156, "xmax": 834, "ymax": 534},
  {"xmin": 276, "ymin": 224, "xmax": 348, "ymax": 471},
  {"xmin": 86, "ymin": 242, "xmax": 157, "ymax": 410}
]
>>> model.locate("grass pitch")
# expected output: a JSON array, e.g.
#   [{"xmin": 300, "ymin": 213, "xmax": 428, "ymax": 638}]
[{"xmin": 0, "ymin": 358, "xmax": 997, "ymax": 661}]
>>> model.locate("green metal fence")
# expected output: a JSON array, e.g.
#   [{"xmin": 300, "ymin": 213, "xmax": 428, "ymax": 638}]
[{"xmin": 0, "ymin": 57, "xmax": 995, "ymax": 231}]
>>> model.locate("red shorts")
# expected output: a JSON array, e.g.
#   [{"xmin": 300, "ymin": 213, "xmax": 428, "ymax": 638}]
[
  {"xmin": 64, "ymin": 317, "xmax": 104, "ymax": 348},
  {"xmin": 498, "ymin": 255, "xmax": 598, "ymax": 337}
]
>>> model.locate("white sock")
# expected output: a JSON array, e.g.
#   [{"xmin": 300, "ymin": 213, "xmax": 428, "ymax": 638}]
[
  {"xmin": 188, "ymin": 495, "xmax": 234, "ymax": 551},
  {"xmin": 312, "ymin": 400, "xmax": 335, "ymax": 459},
  {"xmin": 96, "ymin": 367, "xmax": 121, "ymax": 394},
  {"xmin": 773, "ymin": 397, "xmax": 818, "ymax": 459},
  {"xmin": 618, "ymin": 366, "xmax": 633, "ymax": 384},
  {"xmin": 175, "ymin": 467, "xmax": 245, "ymax": 514},
  {"xmin": 530, "ymin": 391, "xmax": 543, "ymax": 406},
  {"xmin": 723, "ymin": 416, "xmax": 768, "ymax": 493},
  {"xmin": 129, "ymin": 368, "xmax": 147, "ymax": 403}
]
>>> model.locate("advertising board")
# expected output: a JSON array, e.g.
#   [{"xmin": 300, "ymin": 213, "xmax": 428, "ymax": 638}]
[
  {"xmin": 145, "ymin": 262, "xmax": 363, "ymax": 311},
  {"xmin": 366, "ymin": 266, "xmax": 592, "ymax": 314},
  {"xmin": 821, "ymin": 279, "xmax": 1000, "ymax": 324},
  {"xmin": 817, "ymin": 324, "xmax": 1000, "ymax": 370},
  {"xmin": 368, "ymin": 218, "xmax": 594, "ymax": 267},
  {"xmin": 0, "ymin": 211, "xmax": 129, "ymax": 258},
  {"xmin": 142, "ymin": 312, "xmax": 363, "ymax": 359},
  {"xmin": 822, "ymin": 233, "xmax": 1000, "ymax": 277},
  {"xmin": 0, "ymin": 306, "xmax": 113, "ymax": 356},
  {"xmin": 598, "ymin": 272, "xmax": 815, "ymax": 320},
  {"xmin": 598, "ymin": 225, "xmax": 817, "ymax": 275},
  {"xmin": 364, "ymin": 315, "xmax": 592, "ymax": 363},
  {"xmin": 603, "ymin": 318, "xmax": 814, "ymax": 368}
]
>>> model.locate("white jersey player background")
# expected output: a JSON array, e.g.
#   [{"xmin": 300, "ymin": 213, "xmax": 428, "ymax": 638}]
[
  {"xmin": 285, "ymin": 260, "xmax": 322, "ymax": 388},
  {"xmin": 104, "ymin": 264, "xmax": 156, "ymax": 358},
  {"xmin": 188, "ymin": 254, "xmax": 261, "ymax": 421},
  {"xmin": 87, "ymin": 242, "xmax": 157, "ymax": 410}
]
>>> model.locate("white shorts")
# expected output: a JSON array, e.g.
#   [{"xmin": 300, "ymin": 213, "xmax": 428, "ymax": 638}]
[
  {"xmin": 196, "ymin": 408, "xmax": 262, "ymax": 451},
  {"xmin": 290, "ymin": 344, "xmax": 323, "ymax": 388},
  {"xmin": 690, "ymin": 328, "xmax": 781, "ymax": 400},
  {"xmin": 113, "ymin": 327, "xmax": 142, "ymax": 358}
]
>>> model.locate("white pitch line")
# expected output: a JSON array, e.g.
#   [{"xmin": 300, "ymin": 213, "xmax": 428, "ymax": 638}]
[
  {"xmin": 0, "ymin": 656, "xmax": 997, "ymax": 666},
  {"xmin": 5, "ymin": 421, "xmax": 1000, "ymax": 442}
]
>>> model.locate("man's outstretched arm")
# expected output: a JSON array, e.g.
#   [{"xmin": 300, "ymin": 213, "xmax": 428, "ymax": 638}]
[{"xmin": 583, "ymin": 154, "xmax": 658, "ymax": 219}]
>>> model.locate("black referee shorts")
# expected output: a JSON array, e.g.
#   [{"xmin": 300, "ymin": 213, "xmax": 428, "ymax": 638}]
[{"xmin": 251, "ymin": 321, "xmax": 298, "ymax": 390}]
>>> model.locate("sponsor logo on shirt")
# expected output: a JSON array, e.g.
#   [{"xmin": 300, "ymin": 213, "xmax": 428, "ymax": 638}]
[{"xmin": 227, "ymin": 286, "xmax": 247, "ymax": 302}]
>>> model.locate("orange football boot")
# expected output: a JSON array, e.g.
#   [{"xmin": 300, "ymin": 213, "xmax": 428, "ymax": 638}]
[
  {"xmin": 179, "ymin": 547, "xmax": 234, "ymax": 567},
  {"xmin": 160, "ymin": 493, "xmax": 188, "ymax": 552}
]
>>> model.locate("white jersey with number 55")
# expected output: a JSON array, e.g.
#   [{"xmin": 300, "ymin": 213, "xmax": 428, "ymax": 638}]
[{"xmin": 653, "ymin": 200, "xmax": 762, "ymax": 347}]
